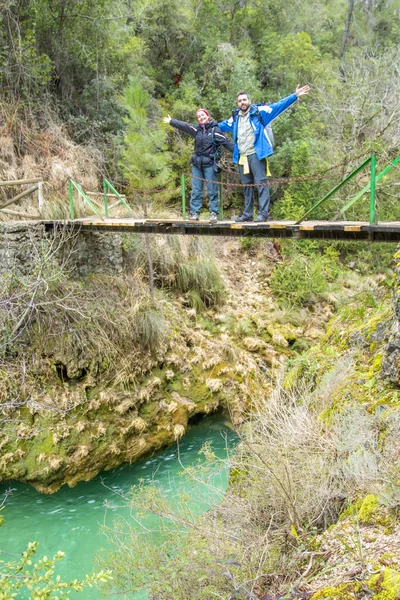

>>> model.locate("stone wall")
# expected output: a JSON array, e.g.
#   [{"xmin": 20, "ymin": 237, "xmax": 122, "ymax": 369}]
[
  {"xmin": 382, "ymin": 245, "xmax": 400, "ymax": 384},
  {"xmin": 60, "ymin": 229, "xmax": 124, "ymax": 276},
  {"xmin": 0, "ymin": 222, "xmax": 46, "ymax": 277},
  {"xmin": 0, "ymin": 222, "xmax": 123, "ymax": 278}
]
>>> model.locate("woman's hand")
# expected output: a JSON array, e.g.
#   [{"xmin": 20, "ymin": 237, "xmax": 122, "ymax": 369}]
[{"xmin": 163, "ymin": 114, "xmax": 172, "ymax": 124}]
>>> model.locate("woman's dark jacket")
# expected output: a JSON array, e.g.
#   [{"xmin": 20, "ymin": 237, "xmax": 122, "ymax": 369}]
[{"xmin": 169, "ymin": 119, "xmax": 234, "ymax": 169}]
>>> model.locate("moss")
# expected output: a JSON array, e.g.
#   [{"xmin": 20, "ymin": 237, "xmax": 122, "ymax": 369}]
[
  {"xmin": 339, "ymin": 498, "xmax": 363, "ymax": 521},
  {"xmin": 85, "ymin": 385, "xmax": 100, "ymax": 401},
  {"xmin": 356, "ymin": 494, "xmax": 395, "ymax": 529},
  {"xmin": 369, "ymin": 567, "xmax": 400, "ymax": 599},
  {"xmin": 310, "ymin": 583, "xmax": 356, "ymax": 599},
  {"xmin": 372, "ymin": 353, "xmax": 383, "ymax": 371},
  {"xmin": 358, "ymin": 494, "xmax": 379, "ymax": 523},
  {"xmin": 23, "ymin": 431, "xmax": 61, "ymax": 476},
  {"xmin": 138, "ymin": 400, "xmax": 161, "ymax": 421}
]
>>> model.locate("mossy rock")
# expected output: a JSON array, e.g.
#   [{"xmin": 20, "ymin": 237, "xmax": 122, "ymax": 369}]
[
  {"xmin": 358, "ymin": 494, "xmax": 379, "ymax": 523},
  {"xmin": 310, "ymin": 583, "xmax": 357, "ymax": 599},
  {"xmin": 369, "ymin": 567, "xmax": 400, "ymax": 599},
  {"xmin": 357, "ymin": 494, "xmax": 395, "ymax": 529}
]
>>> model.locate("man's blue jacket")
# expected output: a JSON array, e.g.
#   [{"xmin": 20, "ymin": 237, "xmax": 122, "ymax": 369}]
[{"xmin": 218, "ymin": 93, "xmax": 297, "ymax": 164}]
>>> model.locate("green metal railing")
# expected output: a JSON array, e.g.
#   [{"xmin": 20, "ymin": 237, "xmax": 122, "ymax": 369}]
[
  {"xmin": 296, "ymin": 152, "xmax": 400, "ymax": 225},
  {"xmin": 67, "ymin": 153, "xmax": 398, "ymax": 224},
  {"xmin": 68, "ymin": 178, "xmax": 135, "ymax": 219},
  {"xmin": 68, "ymin": 179, "xmax": 104, "ymax": 221},
  {"xmin": 103, "ymin": 179, "xmax": 135, "ymax": 217},
  {"xmin": 333, "ymin": 155, "xmax": 400, "ymax": 221}
]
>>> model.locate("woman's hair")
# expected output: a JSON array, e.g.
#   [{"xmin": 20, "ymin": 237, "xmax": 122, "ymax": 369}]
[{"xmin": 195, "ymin": 108, "xmax": 210, "ymax": 119}]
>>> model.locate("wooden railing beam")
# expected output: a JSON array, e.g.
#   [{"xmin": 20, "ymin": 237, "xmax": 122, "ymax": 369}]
[
  {"xmin": 0, "ymin": 178, "xmax": 42, "ymax": 187},
  {"xmin": 0, "ymin": 184, "xmax": 39, "ymax": 210}
]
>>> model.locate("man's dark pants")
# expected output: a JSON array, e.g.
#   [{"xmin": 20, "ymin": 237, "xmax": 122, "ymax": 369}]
[{"xmin": 238, "ymin": 153, "xmax": 270, "ymax": 220}]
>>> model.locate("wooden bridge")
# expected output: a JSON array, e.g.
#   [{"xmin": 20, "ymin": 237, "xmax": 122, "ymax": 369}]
[
  {"xmin": 3, "ymin": 152, "xmax": 400, "ymax": 242},
  {"xmin": 44, "ymin": 217, "xmax": 400, "ymax": 242}
]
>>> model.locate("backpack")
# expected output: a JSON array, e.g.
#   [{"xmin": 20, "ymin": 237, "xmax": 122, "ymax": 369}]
[{"xmin": 232, "ymin": 105, "xmax": 274, "ymax": 148}]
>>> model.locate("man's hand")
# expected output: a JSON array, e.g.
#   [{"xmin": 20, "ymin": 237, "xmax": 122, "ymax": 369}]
[
  {"xmin": 295, "ymin": 84, "xmax": 310, "ymax": 98},
  {"xmin": 163, "ymin": 114, "xmax": 172, "ymax": 124}
]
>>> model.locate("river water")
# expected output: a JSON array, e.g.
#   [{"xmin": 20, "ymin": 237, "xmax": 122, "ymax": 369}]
[{"xmin": 1, "ymin": 414, "xmax": 237, "ymax": 599}]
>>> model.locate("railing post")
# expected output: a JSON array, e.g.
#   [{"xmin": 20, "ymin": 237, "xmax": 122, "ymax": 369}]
[
  {"xmin": 38, "ymin": 181, "xmax": 44, "ymax": 212},
  {"xmin": 103, "ymin": 180, "xmax": 109, "ymax": 218},
  {"xmin": 218, "ymin": 171, "xmax": 223, "ymax": 220},
  {"xmin": 181, "ymin": 174, "xmax": 186, "ymax": 220},
  {"xmin": 68, "ymin": 180, "xmax": 74, "ymax": 219},
  {"xmin": 370, "ymin": 152, "xmax": 377, "ymax": 225}
]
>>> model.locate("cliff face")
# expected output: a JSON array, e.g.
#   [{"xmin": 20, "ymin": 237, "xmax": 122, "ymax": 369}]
[
  {"xmin": 0, "ymin": 231, "xmax": 280, "ymax": 494},
  {"xmin": 2, "ymin": 228, "xmax": 397, "ymax": 495},
  {"xmin": 2, "ymin": 325, "xmax": 258, "ymax": 494}
]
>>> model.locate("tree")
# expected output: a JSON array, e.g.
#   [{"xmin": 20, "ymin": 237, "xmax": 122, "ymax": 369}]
[{"xmin": 121, "ymin": 79, "xmax": 172, "ymax": 295}]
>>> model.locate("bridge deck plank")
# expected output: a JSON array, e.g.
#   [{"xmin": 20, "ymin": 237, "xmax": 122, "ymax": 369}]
[{"xmin": 33, "ymin": 217, "xmax": 400, "ymax": 242}]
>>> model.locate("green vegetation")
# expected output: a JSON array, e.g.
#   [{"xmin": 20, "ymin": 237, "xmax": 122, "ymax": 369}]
[
  {"xmin": 0, "ymin": 0, "xmax": 399, "ymax": 218},
  {"xmin": 97, "ymin": 371, "xmax": 400, "ymax": 598},
  {"xmin": 124, "ymin": 234, "xmax": 225, "ymax": 309},
  {"xmin": 95, "ymin": 237, "xmax": 400, "ymax": 598},
  {"xmin": 0, "ymin": 538, "xmax": 111, "ymax": 599},
  {"xmin": 269, "ymin": 251, "xmax": 338, "ymax": 306}
]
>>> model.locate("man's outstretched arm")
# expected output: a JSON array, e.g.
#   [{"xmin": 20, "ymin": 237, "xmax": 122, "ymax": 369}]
[{"xmin": 259, "ymin": 84, "xmax": 310, "ymax": 122}]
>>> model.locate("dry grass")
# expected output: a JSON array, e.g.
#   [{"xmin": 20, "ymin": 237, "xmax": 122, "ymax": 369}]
[
  {"xmin": 125, "ymin": 234, "xmax": 226, "ymax": 309},
  {"xmin": 0, "ymin": 100, "xmax": 102, "ymax": 220}
]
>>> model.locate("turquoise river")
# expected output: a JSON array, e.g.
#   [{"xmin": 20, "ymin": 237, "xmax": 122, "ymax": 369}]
[{"xmin": 1, "ymin": 414, "xmax": 237, "ymax": 599}]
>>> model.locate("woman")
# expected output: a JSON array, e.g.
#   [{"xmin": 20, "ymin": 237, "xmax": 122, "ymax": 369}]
[{"xmin": 163, "ymin": 108, "xmax": 233, "ymax": 223}]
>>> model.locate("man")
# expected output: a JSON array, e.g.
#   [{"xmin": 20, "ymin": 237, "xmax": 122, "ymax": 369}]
[{"xmin": 218, "ymin": 84, "xmax": 310, "ymax": 222}]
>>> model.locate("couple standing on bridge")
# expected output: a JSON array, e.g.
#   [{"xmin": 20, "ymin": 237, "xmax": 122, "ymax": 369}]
[{"xmin": 163, "ymin": 84, "xmax": 310, "ymax": 223}]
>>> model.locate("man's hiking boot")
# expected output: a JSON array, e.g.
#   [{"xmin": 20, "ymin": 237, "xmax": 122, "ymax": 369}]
[
  {"xmin": 189, "ymin": 213, "xmax": 199, "ymax": 220},
  {"xmin": 210, "ymin": 211, "xmax": 218, "ymax": 224},
  {"xmin": 254, "ymin": 214, "xmax": 268, "ymax": 222},
  {"xmin": 232, "ymin": 214, "xmax": 253, "ymax": 222}
]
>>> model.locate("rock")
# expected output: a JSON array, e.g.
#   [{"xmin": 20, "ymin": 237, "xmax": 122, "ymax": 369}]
[
  {"xmin": 173, "ymin": 424, "xmax": 186, "ymax": 440},
  {"xmin": 206, "ymin": 378, "xmax": 223, "ymax": 392},
  {"xmin": 243, "ymin": 337, "xmax": 266, "ymax": 352}
]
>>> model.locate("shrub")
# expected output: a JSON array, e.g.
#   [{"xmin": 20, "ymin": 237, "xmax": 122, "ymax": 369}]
[
  {"xmin": 97, "ymin": 379, "xmax": 390, "ymax": 600},
  {"xmin": 269, "ymin": 253, "xmax": 338, "ymax": 306},
  {"xmin": 133, "ymin": 295, "xmax": 168, "ymax": 352},
  {"xmin": 0, "ymin": 538, "xmax": 111, "ymax": 599},
  {"xmin": 124, "ymin": 234, "xmax": 225, "ymax": 309}
]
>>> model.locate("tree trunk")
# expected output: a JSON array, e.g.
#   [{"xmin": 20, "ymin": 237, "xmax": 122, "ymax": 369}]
[
  {"xmin": 340, "ymin": 0, "xmax": 355, "ymax": 59},
  {"xmin": 142, "ymin": 197, "xmax": 154, "ymax": 298}
]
